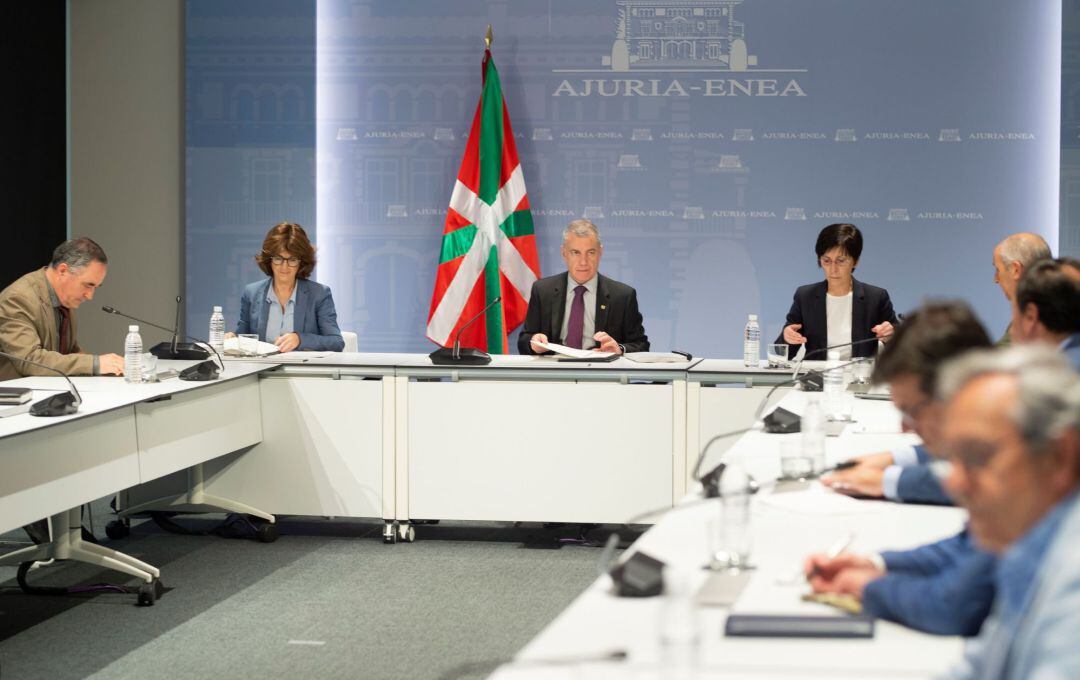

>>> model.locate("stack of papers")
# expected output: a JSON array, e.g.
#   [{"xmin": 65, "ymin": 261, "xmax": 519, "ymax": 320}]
[
  {"xmin": 623, "ymin": 352, "xmax": 689, "ymax": 363},
  {"xmin": 223, "ymin": 336, "xmax": 280, "ymax": 357},
  {"xmin": 0, "ymin": 386, "xmax": 33, "ymax": 405},
  {"xmin": 533, "ymin": 341, "xmax": 615, "ymax": 360}
]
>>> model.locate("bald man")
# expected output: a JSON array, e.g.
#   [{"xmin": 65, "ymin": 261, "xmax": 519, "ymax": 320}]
[{"xmin": 991, "ymin": 232, "xmax": 1051, "ymax": 345}]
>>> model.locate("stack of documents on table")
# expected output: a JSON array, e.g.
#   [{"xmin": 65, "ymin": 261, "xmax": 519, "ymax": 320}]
[
  {"xmin": 623, "ymin": 351, "xmax": 689, "ymax": 363},
  {"xmin": 532, "ymin": 341, "xmax": 615, "ymax": 360},
  {"xmin": 758, "ymin": 484, "xmax": 886, "ymax": 516},
  {"xmin": 0, "ymin": 386, "xmax": 32, "ymax": 405},
  {"xmin": 223, "ymin": 336, "xmax": 279, "ymax": 357}
]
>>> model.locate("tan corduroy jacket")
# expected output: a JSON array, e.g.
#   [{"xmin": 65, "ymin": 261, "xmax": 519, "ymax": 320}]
[{"xmin": 0, "ymin": 268, "xmax": 94, "ymax": 380}]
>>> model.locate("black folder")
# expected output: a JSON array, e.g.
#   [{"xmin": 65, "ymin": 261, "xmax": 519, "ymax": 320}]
[{"xmin": 724, "ymin": 614, "xmax": 875, "ymax": 638}]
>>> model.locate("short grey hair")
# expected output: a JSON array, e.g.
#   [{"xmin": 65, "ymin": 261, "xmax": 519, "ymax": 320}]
[
  {"xmin": 937, "ymin": 346, "xmax": 1080, "ymax": 455},
  {"xmin": 50, "ymin": 237, "xmax": 108, "ymax": 271},
  {"xmin": 562, "ymin": 219, "xmax": 601, "ymax": 246},
  {"xmin": 997, "ymin": 232, "xmax": 1051, "ymax": 269}
]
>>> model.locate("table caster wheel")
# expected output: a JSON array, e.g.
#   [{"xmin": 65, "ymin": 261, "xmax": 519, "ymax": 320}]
[
  {"xmin": 255, "ymin": 521, "xmax": 279, "ymax": 543},
  {"xmin": 105, "ymin": 520, "xmax": 130, "ymax": 540},
  {"xmin": 383, "ymin": 523, "xmax": 396, "ymax": 544},
  {"xmin": 397, "ymin": 523, "xmax": 415, "ymax": 543},
  {"xmin": 137, "ymin": 579, "xmax": 162, "ymax": 607}
]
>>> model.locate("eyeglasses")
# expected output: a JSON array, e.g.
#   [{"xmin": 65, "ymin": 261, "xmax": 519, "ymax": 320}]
[
  {"xmin": 819, "ymin": 256, "xmax": 852, "ymax": 268},
  {"xmin": 271, "ymin": 256, "xmax": 300, "ymax": 267},
  {"xmin": 899, "ymin": 396, "xmax": 933, "ymax": 427}
]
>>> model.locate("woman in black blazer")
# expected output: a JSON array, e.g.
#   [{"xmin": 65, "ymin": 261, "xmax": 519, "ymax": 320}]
[{"xmin": 779, "ymin": 223, "xmax": 898, "ymax": 359}]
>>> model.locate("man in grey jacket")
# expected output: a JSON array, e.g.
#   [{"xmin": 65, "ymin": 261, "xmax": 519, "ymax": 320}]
[{"xmin": 937, "ymin": 346, "xmax": 1080, "ymax": 679}]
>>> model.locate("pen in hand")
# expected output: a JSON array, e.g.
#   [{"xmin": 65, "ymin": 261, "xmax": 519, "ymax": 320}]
[
  {"xmin": 808, "ymin": 531, "xmax": 855, "ymax": 580},
  {"xmin": 822, "ymin": 459, "xmax": 859, "ymax": 474}
]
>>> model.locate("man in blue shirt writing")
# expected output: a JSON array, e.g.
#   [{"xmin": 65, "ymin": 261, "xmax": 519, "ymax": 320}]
[{"xmin": 806, "ymin": 301, "xmax": 996, "ymax": 636}]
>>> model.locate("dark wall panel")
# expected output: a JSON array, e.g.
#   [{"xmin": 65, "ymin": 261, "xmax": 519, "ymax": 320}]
[{"xmin": 0, "ymin": 3, "xmax": 67, "ymax": 288}]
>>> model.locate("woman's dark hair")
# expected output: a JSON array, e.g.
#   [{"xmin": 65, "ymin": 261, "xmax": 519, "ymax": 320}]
[
  {"xmin": 255, "ymin": 222, "xmax": 316, "ymax": 279},
  {"xmin": 815, "ymin": 223, "xmax": 863, "ymax": 265}
]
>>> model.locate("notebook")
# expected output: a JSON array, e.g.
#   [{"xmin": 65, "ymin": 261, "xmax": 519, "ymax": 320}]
[{"xmin": 0, "ymin": 387, "xmax": 33, "ymax": 405}]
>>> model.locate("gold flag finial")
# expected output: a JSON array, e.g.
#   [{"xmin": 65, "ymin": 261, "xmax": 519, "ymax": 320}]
[{"xmin": 485, "ymin": 25, "xmax": 493, "ymax": 50}]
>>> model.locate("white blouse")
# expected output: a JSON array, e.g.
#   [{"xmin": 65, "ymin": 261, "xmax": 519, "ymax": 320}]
[{"xmin": 826, "ymin": 291, "xmax": 853, "ymax": 360}]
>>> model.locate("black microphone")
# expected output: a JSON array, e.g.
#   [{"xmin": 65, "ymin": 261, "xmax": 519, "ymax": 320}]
[
  {"xmin": 791, "ymin": 336, "xmax": 883, "ymax": 391},
  {"xmin": 760, "ymin": 355, "xmax": 873, "ymax": 432},
  {"xmin": 101, "ymin": 305, "xmax": 222, "ymax": 381},
  {"xmin": 428, "ymin": 296, "xmax": 502, "ymax": 366},
  {"xmin": 693, "ymin": 355, "xmax": 873, "ymax": 493},
  {"xmin": 691, "ymin": 426, "xmax": 761, "ymax": 498},
  {"xmin": 136, "ymin": 295, "xmax": 209, "ymax": 361},
  {"xmin": 0, "ymin": 350, "xmax": 83, "ymax": 417},
  {"xmin": 804, "ymin": 336, "xmax": 884, "ymax": 361}
]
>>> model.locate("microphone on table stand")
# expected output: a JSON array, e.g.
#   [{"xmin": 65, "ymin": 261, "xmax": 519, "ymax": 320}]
[
  {"xmin": 428, "ymin": 296, "xmax": 502, "ymax": 366},
  {"xmin": 101, "ymin": 305, "xmax": 222, "ymax": 381},
  {"xmin": 143, "ymin": 296, "xmax": 209, "ymax": 361},
  {"xmin": 0, "ymin": 350, "xmax": 83, "ymax": 416},
  {"xmin": 790, "ymin": 336, "xmax": 885, "ymax": 391},
  {"xmin": 760, "ymin": 356, "xmax": 874, "ymax": 434}
]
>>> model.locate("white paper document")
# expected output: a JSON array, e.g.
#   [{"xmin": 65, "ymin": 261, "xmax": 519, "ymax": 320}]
[
  {"xmin": 223, "ymin": 336, "xmax": 280, "ymax": 357},
  {"xmin": 533, "ymin": 341, "xmax": 615, "ymax": 360},
  {"xmin": 623, "ymin": 351, "xmax": 688, "ymax": 363}
]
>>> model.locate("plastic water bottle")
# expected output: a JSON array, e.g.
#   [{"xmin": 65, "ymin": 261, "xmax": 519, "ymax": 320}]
[
  {"xmin": 209, "ymin": 305, "xmax": 225, "ymax": 354},
  {"xmin": 823, "ymin": 349, "xmax": 846, "ymax": 418},
  {"xmin": 801, "ymin": 394, "xmax": 827, "ymax": 473},
  {"xmin": 743, "ymin": 314, "xmax": 760, "ymax": 367},
  {"xmin": 124, "ymin": 325, "xmax": 143, "ymax": 383}
]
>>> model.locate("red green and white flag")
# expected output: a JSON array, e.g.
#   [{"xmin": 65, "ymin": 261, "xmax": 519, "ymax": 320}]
[{"xmin": 426, "ymin": 48, "xmax": 540, "ymax": 353}]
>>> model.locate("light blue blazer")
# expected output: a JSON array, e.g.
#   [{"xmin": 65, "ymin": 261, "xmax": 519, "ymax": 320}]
[
  {"xmin": 236, "ymin": 278, "xmax": 344, "ymax": 352},
  {"xmin": 944, "ymin": 495, "xmax": 1080, "ymax": 679},
  {"xmin": 1063, "ymin": 333, "xmax": 1080, "ymax": 371}
]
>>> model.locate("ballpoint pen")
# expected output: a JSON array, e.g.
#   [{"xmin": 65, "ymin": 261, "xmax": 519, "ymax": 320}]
[
  {"xmin": 809, "ymin": 532, "xmax": 855, "ymax": 579},
  {"xmin": 822, "ymin": 460, "xmax": 859, "ymax": 474}
]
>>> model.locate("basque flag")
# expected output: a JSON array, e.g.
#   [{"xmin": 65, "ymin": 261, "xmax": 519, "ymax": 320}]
[{"xmin": 425, "ymin": 46, "xmax": 540, "ymax": 353}]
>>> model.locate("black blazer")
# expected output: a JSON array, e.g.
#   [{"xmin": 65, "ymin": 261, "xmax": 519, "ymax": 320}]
[
  {"xmin": 517, "ymin": 272, "xmax": 650, "ymax": 354},
  {"xmin": 776, "ymin": 278, "xmax": 898, "ymax": 359}
]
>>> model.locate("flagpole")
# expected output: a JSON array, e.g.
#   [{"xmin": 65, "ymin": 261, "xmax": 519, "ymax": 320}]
[{"xmin": 485, "ymin": 25, "xmax": 493, "ymax": 50}]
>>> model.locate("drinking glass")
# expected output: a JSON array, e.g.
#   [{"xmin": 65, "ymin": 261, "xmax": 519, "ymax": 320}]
[
  {"xmin": 767, "ymin": 343, "xmax": 789, "ymax": 368},
  {"xmin": 779, "ymin": 440, "xmax": 814, "ymax": 480}
]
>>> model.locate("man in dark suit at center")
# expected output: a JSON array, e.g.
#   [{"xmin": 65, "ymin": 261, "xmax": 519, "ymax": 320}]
[{"xmin": 517, "ymin": 220, "xmax": 649, "ymax": 355}]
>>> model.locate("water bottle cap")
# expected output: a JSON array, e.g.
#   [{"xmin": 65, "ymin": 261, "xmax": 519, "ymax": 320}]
[
  {"xmin": 748, "ymin": 314, "xmax": 758, "ymax": 321},
  {"xmin": 128, "ymin": 325, "xmax": 139, "ymax": 332},
  {"xmin": 213, "ymin": 305, "xmax": 222, "ymax": 313}
]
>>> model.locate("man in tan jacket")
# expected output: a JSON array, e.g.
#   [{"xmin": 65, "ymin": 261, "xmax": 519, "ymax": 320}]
[
  {"xmin": 0, "ymin": 237, "xmax": 123, "ymax": 380},
  {"xmin": 2, "ymin": 238, "xmax": 123, "ymax": 543}
]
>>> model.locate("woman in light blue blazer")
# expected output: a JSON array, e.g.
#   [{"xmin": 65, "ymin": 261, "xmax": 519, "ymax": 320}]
[{"xmin": 231, "ymin": 222, "xmax": 344, "ymax": 352}]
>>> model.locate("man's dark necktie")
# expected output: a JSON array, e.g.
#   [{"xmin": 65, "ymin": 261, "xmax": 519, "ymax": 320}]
[
  {"xmin": 565, "ymin": 285, "xmax": 586, "ymax": 349},
  {"xmin": 58, "ymin": 306, "xmax": 71, "ymax": 355}
]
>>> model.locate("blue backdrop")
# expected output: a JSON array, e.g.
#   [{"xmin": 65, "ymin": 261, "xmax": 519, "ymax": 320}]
[{"xmin": 187, "ymin": 0, "xmax": 1060, "ymax": 356}]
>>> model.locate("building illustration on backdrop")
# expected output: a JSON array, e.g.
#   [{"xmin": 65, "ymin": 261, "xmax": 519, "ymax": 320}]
[
  {"xmin": 607, "ymin": 0, "xmax": 757, "ymax": 71},
  {"xmin": 186, "ymin": 0, "xmax": 769, "ymax": 353}
]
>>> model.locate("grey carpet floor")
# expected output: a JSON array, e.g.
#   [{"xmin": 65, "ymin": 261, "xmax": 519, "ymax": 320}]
[{"xmin": 0, "ymin": 508, "xmax": 631, "ymax": 680}]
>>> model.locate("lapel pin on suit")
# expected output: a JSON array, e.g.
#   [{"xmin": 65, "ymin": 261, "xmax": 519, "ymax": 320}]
[{"xmin": 601, "ymin": 304, "xmax": 607, "ymax": 310}]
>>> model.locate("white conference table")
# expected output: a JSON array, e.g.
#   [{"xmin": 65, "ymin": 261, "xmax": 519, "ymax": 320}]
[
  {"xmin": 124, "ymin": 353, "xmax": 706, "ymax": 541},
  {"xmin": 490, "ymin": 391, "xmax": 966, "ymax": 679},
  {"xmin": 0, "ymin": 362, "xmax": 271, "ymax": 593},
  {"xmin": 6, "ymin": 352, "xmax": 894, "ymax": 550},
  {"xmin": 120, "ymin": 354, "xmax": 873, "ymax": 543}
]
